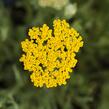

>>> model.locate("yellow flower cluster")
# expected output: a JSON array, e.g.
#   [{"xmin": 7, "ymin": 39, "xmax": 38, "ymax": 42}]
[{"xmin": 20, "ymin": 19, "xmax": 83, "ymax": 88}]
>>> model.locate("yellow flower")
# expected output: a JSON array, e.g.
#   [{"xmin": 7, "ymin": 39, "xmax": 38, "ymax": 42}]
[{"xmin": 20, "ymin": 19, "xmax": 83, "ymax": 88}]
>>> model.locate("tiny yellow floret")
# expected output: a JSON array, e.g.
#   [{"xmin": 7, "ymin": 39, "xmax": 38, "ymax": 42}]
[{"xmin": 20, "ymin": 19, "xmax": 83, "ymax": 88}]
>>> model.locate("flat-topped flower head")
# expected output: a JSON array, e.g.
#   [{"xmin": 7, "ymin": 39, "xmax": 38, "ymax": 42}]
[
  {"xmin": 38, "ymin": 0, "xmax": 69, "ymax": 10},
  {"xmin": 20, "ymin": 19, "xmax": 83, "ymax": 88}
]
